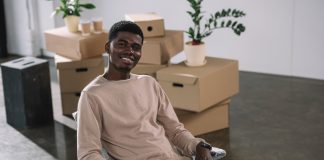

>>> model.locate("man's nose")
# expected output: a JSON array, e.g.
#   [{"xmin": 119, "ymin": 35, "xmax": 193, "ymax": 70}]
[{"xmin": 125, "ymin": 46, "xmax": 135, "ymax": 54}]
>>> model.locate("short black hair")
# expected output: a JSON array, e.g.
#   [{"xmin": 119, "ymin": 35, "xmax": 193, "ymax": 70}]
[{"xmin": 108, "ymin": 20, "xmax": 144, "ymax": 44}]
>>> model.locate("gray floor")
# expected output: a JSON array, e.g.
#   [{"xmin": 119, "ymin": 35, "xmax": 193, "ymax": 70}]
[{"xmin": 0, "ymin": 56, "xmax": 324, "ymax": 160}]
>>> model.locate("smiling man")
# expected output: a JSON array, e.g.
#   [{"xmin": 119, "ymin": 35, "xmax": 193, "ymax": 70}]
[{"xmin": 76, "ymin": 21, "xmax": 226, "ymax": 160}]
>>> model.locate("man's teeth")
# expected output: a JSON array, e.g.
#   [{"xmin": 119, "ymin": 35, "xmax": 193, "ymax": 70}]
[{"xmin": 122, "ymin": 57, "xmax": 133, "ymax": 62}]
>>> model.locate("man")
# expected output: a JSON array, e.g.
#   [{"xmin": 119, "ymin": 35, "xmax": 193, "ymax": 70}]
[{"xmin": 77, "ymin": 20, "xmax": 226, "ymax": 160}]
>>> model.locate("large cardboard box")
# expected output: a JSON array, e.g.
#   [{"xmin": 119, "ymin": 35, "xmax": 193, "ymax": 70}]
[
  {"xmin": 157, "ymin": 57, "xmax": 238, "ymax": 112},
  {"xmin": 125, "ymin": 13, "xmax": 165, "ymax": 37},
  {"xmin": 141, "ymin": 30, "xmax": 183, "ymax": 65},
  {"xmin": 55, "ymin": 55, "xmax": 104, "ymax": 92},
  {"xmin": 44, "ymin": 27, "xmax": 108, "ymax": 60},
  {"xmin": 61, "ymin": 92, "xmax": 80, "ymax": 116},
  {"xmin": 132, "ymin": 63, "xmax": 168, "ymax": 78},
  {"xmin": 174, "ymin": 100, "xmax": 229, "ymax": 136}
]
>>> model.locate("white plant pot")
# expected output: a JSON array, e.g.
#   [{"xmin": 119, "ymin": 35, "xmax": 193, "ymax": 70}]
[
  {"xmin": 184, "ymin": 42, "xmax": 207, "ymax": 67},
  {"xmin": 64, "ymin": 16, "xmax": 80, "ymax": 33}
]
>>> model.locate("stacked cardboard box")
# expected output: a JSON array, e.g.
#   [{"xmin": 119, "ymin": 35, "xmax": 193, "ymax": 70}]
[
  {"xmin": 157, "ymin": 57, "xmax": 239, "ymax": 135},
  {"xmin": 174, "ymin": 99, "xmax": 230, "ymax": 136},
  {"xmin": 44, "ymin": 27, "xmax": 107, "ymax": 116},
  {"xmin": 125, "ymin": 13, "xmax": 184, "ymax": 78},
  {"xmin": 44, "ymin": 27, "xmax": 107, "ymax": 60},
  {"xmin": 126, "ymin": 13, "xmax": 239, "ymax": 135}
]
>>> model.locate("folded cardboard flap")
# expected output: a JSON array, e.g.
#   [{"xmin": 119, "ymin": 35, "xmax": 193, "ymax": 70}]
[
  {"xmin": 157, "ymin": 57, "xmax": 239, "ymax": 112},
  {"xmin": 175, "ymin": 100, "xmax": 230, "ymax": 136},
  {"xmin": 141, "ymin": 42, "xmax": 162, "ymax": 63},
  {"xmin": 160, "ymin": 30, "xmax": 184, "ymax": 60},
  {"xmin": 140, "ymin": 30, "xmax": 183, "ymax": 64},
  {"xmin": 44, "ymin": 27, "xmax": 108, "ymax": 60},
  {"xmin": 78, "ymin": 35, "xmax": 106, "ymax": 57},
  {"xmin": 55, "ymin": 54, "xmax": 104, "ymax": 69},
  {"xmin": 132, "ymin": 63, "xmax": 168, "ymax": 78},
  {"xmin": 145, "ymin": 30, "xmax": 183, "ymax": 56},
  {"xmin": 125, "ymin": 12, "xmax": 165, "ymax": 37},
  {"xmin": 45, "ymin": 27, "xmax": 81, "ymax": 38},
  {"xmin": 57, "ymin": 60, "xmax": 104, "ymax": 71},
  {"xmin": 125, "ymin": 12, "xmax": 163, "ymax": 21},
  {"xmin": 157, "ymin": 73, "xmax": 198, "ymax": 85},
  {"xmin": 174, "ymin": 99, "xmax": 230, "ymax": 116}
]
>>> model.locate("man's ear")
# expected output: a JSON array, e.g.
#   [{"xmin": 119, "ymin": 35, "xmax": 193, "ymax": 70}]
[{"xmin": 105, "ymin": 42, "xmax": 110, "ymax": 53}]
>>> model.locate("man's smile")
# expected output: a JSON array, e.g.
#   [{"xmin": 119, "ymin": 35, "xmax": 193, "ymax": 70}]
[{"xmin": 119, "ymin": 54, "xmax": 136, "ymax": 65}]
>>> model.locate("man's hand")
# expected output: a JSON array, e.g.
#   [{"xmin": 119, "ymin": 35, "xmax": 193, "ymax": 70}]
[{"xmin": 195, "ymin": 141, "xmax": 213, "ymax": 160}]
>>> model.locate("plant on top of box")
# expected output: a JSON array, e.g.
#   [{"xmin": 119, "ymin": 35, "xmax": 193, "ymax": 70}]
[
  {"xmin": 184, "ymin": 0, "xmax": 246, "ymax": 67},
  {"xmin": 50, "ymin": 0, "xmax": 96, "ymax": 32}
]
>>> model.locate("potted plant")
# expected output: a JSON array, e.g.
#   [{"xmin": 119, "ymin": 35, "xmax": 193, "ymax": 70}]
[
  {"xmin": 51, "ymin": 0, "xmax": 96, "ymax": 32},
  {"xmin": 185, "ymin": 0, "xmax": 246, "ymax": 66}
]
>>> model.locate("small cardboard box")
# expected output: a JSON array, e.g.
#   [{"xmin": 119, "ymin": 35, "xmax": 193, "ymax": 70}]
[
  {"xmin": 125, "ymin": 13, "xmax": 165, "ymax": 37},
  {"xmin": 157, "ymin": 57, "xmax": 238, "ymax": 112},
  {"xmin": 132, "ymin": 63, "xmax": 168, "ymax": 78},
  {"xmin": 174, "ymin": 100, "xmax": 229, "ymax": 136},
  {"xmin": 55, "ymin": 55, "xmax": 104, "ymax": 92},
  {"xmin": 44, "ymin": 27, "xmax": 108, "ymax": 60},
  {"xmin": 61, "ymin": 92, "xmax": 80, "ymax": 116},
  {"xmin": 141, "ymin": 30, "xmax": 183, "ymax": 65}
]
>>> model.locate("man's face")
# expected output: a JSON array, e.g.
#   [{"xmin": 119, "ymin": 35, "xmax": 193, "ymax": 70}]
[{"xmin": 106, "ymin": 32, "xmax": 142, "ymax": 73}]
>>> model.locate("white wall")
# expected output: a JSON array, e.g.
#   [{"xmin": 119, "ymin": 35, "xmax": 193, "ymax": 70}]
[
  {"xmin": 4, "ymin": 0, "xmax": 55, "ymax": 57},
  {"xmin": 4, "ymin": 0, "xmax": 324, "ymax": 80},
  {"xmin": 4, "ymin": 0, "xmax": 34, "ymax": 56},
  {"xmin": 205, "ymin": 0, "xmax": 295, "ymax": 77},
  {"xmin": 292, "ymin": 0, "xmax": 324, "ymax": 80},
  {"xmin": 37, "ymin": 0, "xmax": 56, "ymax": 57}
]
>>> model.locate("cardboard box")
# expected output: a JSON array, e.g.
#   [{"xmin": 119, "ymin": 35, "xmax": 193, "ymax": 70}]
[
  {"xmin": 125, "ymin": 13, "xmax": 165, "ymax": 37},
  {"xmin": 132, "ymin": 63, "xmax": 168, "ymax": 78},
  {"xmin": 157, "ymin": 57, "xmax": 238, "ymax": 112},
  {"xmin": 174, "ymin": 100, "xmax": 229, "ymax": 136},
  {"xmin": 61, "ymin": 92, "xmax": 80, "ymax": 116},
  {"xmin": 55, "ymin": 55, "xmax": 104, "ymax": 92},
  {"xmin": 44, "ymin": 27, "xmax": 108, "ymax": 60},
  {"xmin": 141, "ymin": 30, "xmax": 184, "ymax": 64}
]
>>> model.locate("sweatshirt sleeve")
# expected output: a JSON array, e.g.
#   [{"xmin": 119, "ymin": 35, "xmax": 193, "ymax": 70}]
[
  {"xmin": 154, "ymin": 81, "xmax": 204, "ymax": 156},
  {"xmin": 77, "ymin": 91, "xmax": 105, "ymax": 160}
]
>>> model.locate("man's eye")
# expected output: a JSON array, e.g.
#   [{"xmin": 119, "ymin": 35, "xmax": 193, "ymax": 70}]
[
  {"xmin": 117, "ymin": 42, "xmax": 127, "ymax": 48},
  {"xmin": 132, "ymin": 45, "xmax": 142, "ymax": 51}
]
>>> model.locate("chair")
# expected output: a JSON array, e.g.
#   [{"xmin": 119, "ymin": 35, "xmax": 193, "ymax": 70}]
[{"xmin": 72, "ymin": 111, "xmax": 226, "ymax": 160}]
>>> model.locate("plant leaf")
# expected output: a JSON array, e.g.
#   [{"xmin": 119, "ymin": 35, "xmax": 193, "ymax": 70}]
[
  {"xmin": 197, "ymin": 15, "xmax": 203, "ymax": 23},
  {"xmin": 231, "ymin": 21, "xmax": 237, "ymax": 28},
  {"xmin": 188, "ymin": 27, "xmax": 195, "ymax": 39},
  {"xmin": 187, "ymin": 11, "xmax": 194, "ymax": 17},
  {"xmin": 221, "ymin": 21, "xmax": 225, "ymax": 27},
  {"xmin": 215, "ymin": 11, "xmax": 221, "ymax": 19},
  {"xmin": 226, "ymin": 20, "xmax": 232, "ymax": 27},
  {"xmin": 79, "ymin": 3, "xmax": 96, "ymax": 9}
]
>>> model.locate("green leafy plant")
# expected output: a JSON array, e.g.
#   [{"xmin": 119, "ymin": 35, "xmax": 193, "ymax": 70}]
[
  {"xmin": 186, "ymin": 0, "xmax": 246, "ymax": 45},
  {"xmin": 51, "ymin": 0, "xmax": 96, "ymax": 18}
]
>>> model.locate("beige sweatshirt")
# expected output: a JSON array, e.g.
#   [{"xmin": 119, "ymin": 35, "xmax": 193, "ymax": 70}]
[{"xmin": 77, "ymin": 74, "xmax": 203, "ymax": 160}]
